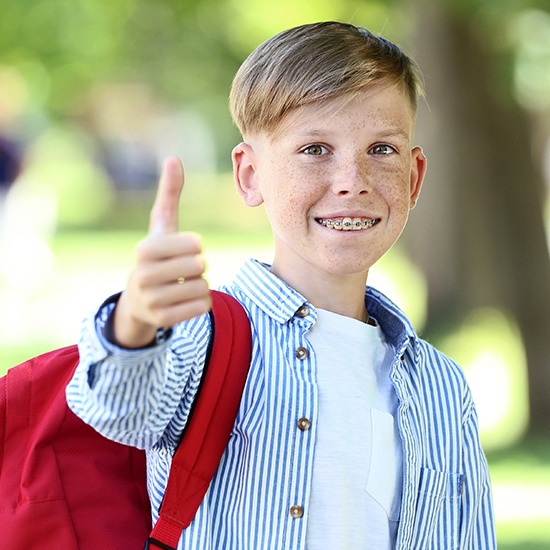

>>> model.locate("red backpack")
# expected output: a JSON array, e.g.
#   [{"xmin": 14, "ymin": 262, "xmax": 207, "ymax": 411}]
[{"xmin": 0, "ymin": 290, "xmax": 251, "ymax": 550}]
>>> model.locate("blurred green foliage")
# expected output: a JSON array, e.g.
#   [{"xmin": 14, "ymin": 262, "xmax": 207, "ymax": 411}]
[
  {"xmin": 22, "ymin": 126, "xmax": 115, "ymax": 227},
  {"xmin": 0, "ymin": 0, "xmax": 408, "ymax": 169}
]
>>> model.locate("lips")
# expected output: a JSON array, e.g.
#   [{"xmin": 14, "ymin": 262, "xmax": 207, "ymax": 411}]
[{"xmin": 316, "ymin": 217, "xmax": 380, "ymax": 231}]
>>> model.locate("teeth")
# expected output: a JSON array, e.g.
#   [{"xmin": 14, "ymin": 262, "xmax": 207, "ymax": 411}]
[
  {"xmin": 342, "ymin": 217, "xmax": 353, "ymax": 230},
  {"xmin": 318, "ymin": 217, "xmax": 377, "ymax": 231}
]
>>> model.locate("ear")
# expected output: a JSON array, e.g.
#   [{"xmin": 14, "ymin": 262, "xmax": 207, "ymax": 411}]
[
  {"xmin": 232, "ymin": 142, "xmax": 264, "ymax": 207},
  {"xmin": 409, "ymin": 146, "xmax": 427, "ymax": 209}
]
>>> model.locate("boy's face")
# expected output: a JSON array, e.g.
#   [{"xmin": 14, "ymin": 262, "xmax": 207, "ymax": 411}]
[{"xmin": 233, "ymin": 84, "xmax": 427, "ymax": 289}]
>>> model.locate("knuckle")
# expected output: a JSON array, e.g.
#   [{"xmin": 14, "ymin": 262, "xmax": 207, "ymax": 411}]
[
  {"xmin": 182, "ymin": 232, "xmax": 203, "ymax": 253},
  {"xmin": 196, "ymin": 277, "xmax": 210, "ymax": 294},
  {"xmin": 189, "ymin": 256, "xmax": 206, "ymax": 276},
  {"xmin": 197, "ymin": 256, "xmax": 207, "ymax": 273},
  {"xmin": 136, "ymin": 270, "xmax": 155, "ymax": 288},
  {"xmin": 188, "ymin": 231, "xmax": 202, "ymax": 245},
  {"xmin": 135, "ymin": 238, "xmax": 155, "ymax": 261}
]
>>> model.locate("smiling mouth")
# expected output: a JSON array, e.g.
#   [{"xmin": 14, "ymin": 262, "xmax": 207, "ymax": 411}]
[{"xmin": 316, "ymin": 217, "xmax": 380, "ymax": 231}]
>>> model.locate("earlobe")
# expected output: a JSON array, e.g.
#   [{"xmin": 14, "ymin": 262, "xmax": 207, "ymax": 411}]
[
  {"xmin": 409, "ymin": 146, "xmax": 427, "ymax": 209},
  {"xmin": 232, "ymin": 142, "xmax": 264, "ymax": 207}
]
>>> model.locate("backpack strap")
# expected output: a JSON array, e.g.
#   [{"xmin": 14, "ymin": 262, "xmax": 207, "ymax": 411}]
[{"xmin": 145, "ymin": 290, "xmax": 252, "ymax": 550}]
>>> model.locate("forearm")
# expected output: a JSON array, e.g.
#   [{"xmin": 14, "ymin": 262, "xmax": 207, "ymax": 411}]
[{"xmin": 66, "ymin": 299, "xmax": 211, "ymax": 450}]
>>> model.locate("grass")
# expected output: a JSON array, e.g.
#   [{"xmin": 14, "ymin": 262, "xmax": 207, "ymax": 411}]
[
  {"xmin": 497, "ymin": 526, "xmax": 550, "ymax": 550},
  {"xmin": 488, "ymin": 437, "xmax": 550, "ymax": 548},
  {"xmin": 488, "ymin": 438, "xmax": 550, "ymax": 483}
]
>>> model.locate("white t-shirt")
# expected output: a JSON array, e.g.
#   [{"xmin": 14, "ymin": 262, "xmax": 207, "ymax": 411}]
[{"xmin": 306, "ymin": 309, "xmax": 402, "ymax": 550}]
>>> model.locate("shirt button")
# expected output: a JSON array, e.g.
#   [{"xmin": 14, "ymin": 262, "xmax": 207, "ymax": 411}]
[
  {"xmin": 295, "ymin": 347, "xmax": 309, "ymax": 360},
  {"xmin": 290, "ymin": 505, "xmax": 304, "ymax": 519},
  {"xmin": 296, "ymin": 305, "xmax": 310, "ymax": 318},
  {"xmin": 297, "ymin": 417, "xmax": 311, "ymax": 431}
]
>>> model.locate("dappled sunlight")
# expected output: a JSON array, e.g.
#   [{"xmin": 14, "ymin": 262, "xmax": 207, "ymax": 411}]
[
  {"xmin": 512, "ymin": 9, "xmax": 550, "ymax": 111},
  {"xmin": 0, "ymin": 242, "xmax": 131, "ymax": 368},
  {"xmin": 495, "ymin": 483, "xmax": 550, "ymax": 523},
  {"xmin": 369, "ymin": 246, "xmax": 428, "ymax": 331},
  {"xmin": 439, "ymin": 308, "xmax": 529, "ymax": 450},
  {"xmin": 0, "ymin": 173, "xmax": 58, "ymax": 293},
  {"xmin": 467, "ymin": 351, "xmax": 513, "ymax": 433}
]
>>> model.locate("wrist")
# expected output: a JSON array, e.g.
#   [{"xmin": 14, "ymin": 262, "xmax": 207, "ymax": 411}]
[{"xmin": 108, "ymin": 294, "xmax": 159, "ymax": 349}]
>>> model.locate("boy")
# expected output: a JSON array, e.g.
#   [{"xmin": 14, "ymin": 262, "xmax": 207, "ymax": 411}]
[{"xmin": 67, "ymin": 21, "xmax": 496, "ymax": 549}]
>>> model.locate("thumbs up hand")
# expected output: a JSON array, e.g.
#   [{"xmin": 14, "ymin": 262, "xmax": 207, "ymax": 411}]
[{"xmin": 112, "ymin": 157, "xmax": 211, "ymax": 349}]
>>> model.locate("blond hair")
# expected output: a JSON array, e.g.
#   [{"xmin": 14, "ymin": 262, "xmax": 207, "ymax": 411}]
[{"xmin": 229, "ymin": 21, "xmax": 424, "ymax": 138}]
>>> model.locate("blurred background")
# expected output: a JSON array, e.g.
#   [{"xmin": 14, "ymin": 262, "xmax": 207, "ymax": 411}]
[{"xmin": 1, "ymin": 0, "xmax": 549, "ymax": 546}]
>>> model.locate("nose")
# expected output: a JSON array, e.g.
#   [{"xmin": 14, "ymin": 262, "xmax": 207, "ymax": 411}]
[{"xmin": 332, "ymin": 155, "xmax": 371, "ymax": 196}]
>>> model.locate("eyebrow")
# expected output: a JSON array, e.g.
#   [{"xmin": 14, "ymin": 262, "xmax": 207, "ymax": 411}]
[
  {"xmin": 295, "ymin": 127, "xmax": 411, "ymax": 142},
  {"xmin": 371, "ymin": 127, "xmax": 411, "ymax": 141},
  {"xmin": 295, "ymin": 129, "xmax": 331, "ymax": 139}
]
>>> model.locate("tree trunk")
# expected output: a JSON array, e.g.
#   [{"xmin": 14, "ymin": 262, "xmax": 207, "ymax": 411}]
[{"xmin": 406, "ymin": 0, "xmax": 550, "ymax": 435}]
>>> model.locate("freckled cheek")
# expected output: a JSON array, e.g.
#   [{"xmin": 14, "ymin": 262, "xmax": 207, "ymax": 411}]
[
  {"xmin": 269, "ymin": 164, "xmax": 318, "ymax": 205},
  {"xmin": 262, "ymin": 158, "xmax": 329, "ymax": 233},
  {"xmin": 262, "ymin": 180, "xmax": 306, "ymax": 232},
  {"xmin": 381, "ymin": 191, "xmax": 412, "ymax": 221},
  {"xmin": 376, "ymin": 168, "xmax": 415, "ymax": 206}
]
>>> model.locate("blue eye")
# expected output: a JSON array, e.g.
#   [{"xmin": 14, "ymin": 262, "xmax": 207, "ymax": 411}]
[
  {"xmin": 369, "ymin": 144, "xmax": 396, "ymax": 155},
  {"xmin": 303, "ymin": 144, "xmax": 329, "ymax": 156}
]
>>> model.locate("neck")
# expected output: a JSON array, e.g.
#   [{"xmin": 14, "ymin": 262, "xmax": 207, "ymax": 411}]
[{"xmin": 270, "ymin": 261, "xmax": 369, "ymax": 322}]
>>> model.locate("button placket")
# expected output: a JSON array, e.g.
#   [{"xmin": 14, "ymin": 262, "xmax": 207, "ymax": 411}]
[{"xmin": 287, "ymin": 319, "xmax": 314, "ymax": 530}]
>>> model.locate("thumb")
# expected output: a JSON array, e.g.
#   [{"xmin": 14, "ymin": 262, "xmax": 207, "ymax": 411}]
[{"xmin": 149, "ymin": 156, "xmax": 185, "ymax": 234}]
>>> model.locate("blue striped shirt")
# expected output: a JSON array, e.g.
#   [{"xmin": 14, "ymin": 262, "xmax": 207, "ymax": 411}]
[{"xmin": 67, "ymin": 258, "xmax": 496, "ymax": 549}]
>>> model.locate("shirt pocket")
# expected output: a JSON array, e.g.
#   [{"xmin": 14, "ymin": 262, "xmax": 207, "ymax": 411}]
[
  {"xmin": 411, "ymin": 467, "xmax": 464, "ymax": 550},
  {"xmin": 365, "ymin": 409, "xmax": 403, "ymax": 522}
]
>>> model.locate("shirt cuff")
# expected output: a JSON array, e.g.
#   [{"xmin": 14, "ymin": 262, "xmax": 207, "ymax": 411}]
[
  {"xmin": 97, "ymin": 291, "xmax": 173, "ymax": 348},
  {"xmin": 79, "ymin": 292, "xmax": 173, "ymax": 375}
]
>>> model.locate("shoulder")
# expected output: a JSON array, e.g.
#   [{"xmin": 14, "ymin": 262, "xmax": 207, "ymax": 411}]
[
  {"xmin": 403, "ymin": 337, "xmax": 477, "ymax": 429},
  {"xmin": 415, "ymin": 339, "xmax": 470, "ymax": 393}
]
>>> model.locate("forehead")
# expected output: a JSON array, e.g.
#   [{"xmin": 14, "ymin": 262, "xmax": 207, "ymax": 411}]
[{"xmin": 268, "ymin": 84, "xmax": 416, "ymax": 143}]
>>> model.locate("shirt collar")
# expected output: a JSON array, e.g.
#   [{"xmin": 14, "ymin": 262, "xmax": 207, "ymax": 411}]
[
  {"xmin": 228, "ymin": 258, "xmax": 419, "ymax": 356},
  {"xmin": 365, "ymin": 286, "xmax": 418, "ymax": 357},
  {"xmin": 231, "ymin": 259, "xmax": 309, "ymax": 324}
]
